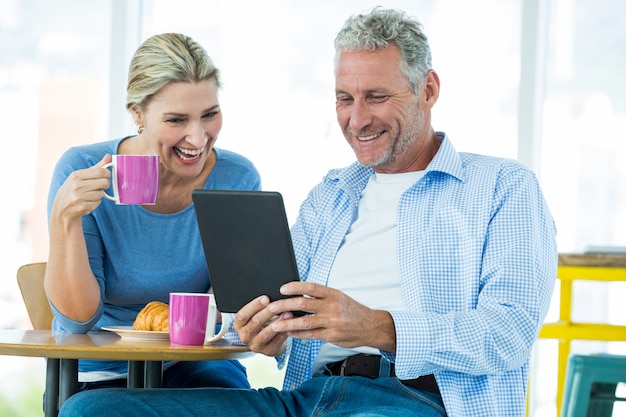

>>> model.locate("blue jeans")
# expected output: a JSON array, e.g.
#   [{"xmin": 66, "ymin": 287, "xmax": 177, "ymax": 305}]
[
  {"xmin": 58, "ymin": 374, "xmax": 446, "ymax": 417},
  {"xmin": 74, "ymin": 359, "xmax": 250, "ymax": 390},
  {"xmin": 46, "ymin": 360, "xmax": 249, "ymax": 414}
]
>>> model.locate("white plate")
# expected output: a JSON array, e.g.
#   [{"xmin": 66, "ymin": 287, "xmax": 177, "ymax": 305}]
[{"xmin": 101, "ymin": 326, "xmax": 169, "ymax": 342}]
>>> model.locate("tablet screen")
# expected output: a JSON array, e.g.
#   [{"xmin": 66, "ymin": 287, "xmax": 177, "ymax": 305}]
[{"xmin": 192, "ymin": 190, "xmax": 301, "ymax": 313}]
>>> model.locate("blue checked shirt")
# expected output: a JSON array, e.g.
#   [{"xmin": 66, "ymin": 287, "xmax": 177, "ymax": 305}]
[{"xmin": 278, "ymin": 133, "xmax": 557, "ymax": 417}]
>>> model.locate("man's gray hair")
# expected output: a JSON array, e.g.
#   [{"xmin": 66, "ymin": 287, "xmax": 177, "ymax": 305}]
[{"xmin": 334, "ymin": 7, "xmax": 432, "ymax": 93}]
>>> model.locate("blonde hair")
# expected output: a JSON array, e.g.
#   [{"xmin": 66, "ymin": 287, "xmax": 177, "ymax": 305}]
[{"xmin": 126, "ymin": 33, "xmax": 220, "ymax": 109}]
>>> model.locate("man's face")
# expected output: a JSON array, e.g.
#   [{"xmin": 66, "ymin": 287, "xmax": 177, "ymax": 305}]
[{"xmin": 335, "ymin": 45, "xmax": 428, "ymax": 173}]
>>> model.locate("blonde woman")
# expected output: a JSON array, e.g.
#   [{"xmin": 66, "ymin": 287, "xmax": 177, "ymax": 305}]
[{"xmin": 45, "ymin": 33, "xmax": 257, "ymax": 392}]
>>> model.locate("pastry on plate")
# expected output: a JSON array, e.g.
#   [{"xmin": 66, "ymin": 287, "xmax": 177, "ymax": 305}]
[{"xmin": 133, "ymin": 301, "xmax": 169, "ymax": 331}]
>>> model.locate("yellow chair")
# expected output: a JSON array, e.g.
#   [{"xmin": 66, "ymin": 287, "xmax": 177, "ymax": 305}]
[
  {"xmin": 17, "ymin": 262, "xmax": 53, "ymax": 330},
  {"xmin": 538, "ymin": 254, "xmax": 626, "ymax": 416}
]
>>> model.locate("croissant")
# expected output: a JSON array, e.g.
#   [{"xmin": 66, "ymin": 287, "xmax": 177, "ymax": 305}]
[{"xmin": 133, "ymin": 301, "xmax": 169, "ymax": 331}]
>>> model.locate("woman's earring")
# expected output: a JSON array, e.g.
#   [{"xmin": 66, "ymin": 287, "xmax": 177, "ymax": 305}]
[{"xmin": 138, "ymin": 126, "xmax": 144, "ymax": 134}]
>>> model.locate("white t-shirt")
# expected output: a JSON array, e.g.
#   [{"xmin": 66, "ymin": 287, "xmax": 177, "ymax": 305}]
[{"xmin": 312, "ymin": 170, "xmax": 425, "ymax": 373}]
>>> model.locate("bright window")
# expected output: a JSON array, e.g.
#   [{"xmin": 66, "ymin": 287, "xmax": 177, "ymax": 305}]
[
  {"xmin": 1, "ymin": 1, "xmax": 625, "ymax": 415},
  {"xmin": 141, "ymin": 0, "xmax": 521, "ymax": 221}
]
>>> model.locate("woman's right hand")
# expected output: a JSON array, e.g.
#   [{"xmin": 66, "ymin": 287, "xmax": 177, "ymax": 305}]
[
  {"xmin": 51, "ymin": 155, "xmax": 112, "ymax": 221},
  {"xmin": 45, "ymin": 154, "xmax": 112, "ymax": 322}
]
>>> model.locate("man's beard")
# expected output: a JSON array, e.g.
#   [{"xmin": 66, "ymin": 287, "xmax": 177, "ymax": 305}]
[{"xmin": 359, "ymin": 105, "xmax": 424, "ymax": 168}]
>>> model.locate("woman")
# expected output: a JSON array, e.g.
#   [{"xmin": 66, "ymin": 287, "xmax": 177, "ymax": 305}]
[{"xmin": 44, "ymin": 33, "xmax": 258, "ymax": 390}]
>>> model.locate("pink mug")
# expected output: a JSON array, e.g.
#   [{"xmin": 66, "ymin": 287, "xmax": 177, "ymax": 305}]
[
  {"xmin": 103, "ymin": 155, "xmax": 159, "ymax": 205},
  {"xmin": 169, "ymin": 293, "xmax": 230, "ymax": 346}
]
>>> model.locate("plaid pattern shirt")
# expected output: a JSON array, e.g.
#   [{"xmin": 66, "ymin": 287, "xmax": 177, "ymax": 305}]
[{"xmin": 267, "ymin": 133, "xmax": 558, "ymax": 417}]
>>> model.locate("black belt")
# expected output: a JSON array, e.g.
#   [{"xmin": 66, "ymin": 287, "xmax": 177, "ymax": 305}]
[{"xmin": 324, "ymin": 354, "xmax": 440, "ymax": 395}]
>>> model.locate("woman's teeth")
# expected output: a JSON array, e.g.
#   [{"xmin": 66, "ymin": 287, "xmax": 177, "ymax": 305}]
[{"xmin": 174, "ymin": 147, "xmax": 203, "ymax": 161}]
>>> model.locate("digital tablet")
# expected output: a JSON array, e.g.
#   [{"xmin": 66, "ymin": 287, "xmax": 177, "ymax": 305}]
[{"xmin": 191, "ymin": 189, "xmax": 301, "ymax": 314}]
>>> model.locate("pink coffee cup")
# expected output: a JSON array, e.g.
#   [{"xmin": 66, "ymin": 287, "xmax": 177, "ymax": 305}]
[
  {"xmin": 169, "ymin": 293, "xmax": 230, "ymax": 346},
  {"xmin": 103, "ymin": 155, "xmax": 159, "ymax": 205}
]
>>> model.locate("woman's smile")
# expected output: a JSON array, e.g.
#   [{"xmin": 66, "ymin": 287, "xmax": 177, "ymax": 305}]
[{"xmin": 173, "ymin": 146, "xmax": 205, "ymax": 162}]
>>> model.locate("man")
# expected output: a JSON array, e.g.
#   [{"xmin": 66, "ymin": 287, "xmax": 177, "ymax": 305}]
[{"xmin": 59, "ymin": 7, "xmax": 556, "ymax": 417}]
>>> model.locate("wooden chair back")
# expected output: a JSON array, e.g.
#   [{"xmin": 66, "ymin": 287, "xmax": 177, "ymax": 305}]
[{"xmin": 17, "ymin": 262, "xmax": 53, "ymax": 330}]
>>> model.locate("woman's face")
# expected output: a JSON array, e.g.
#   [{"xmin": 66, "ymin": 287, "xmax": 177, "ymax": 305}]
[{"xmin": 136, "ymin": 79, "xmax": 222, "ymax": 179}]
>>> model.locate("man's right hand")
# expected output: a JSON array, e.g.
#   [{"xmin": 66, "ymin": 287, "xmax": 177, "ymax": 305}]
[{"xmin": 234, "ymin": 295, "xmax": 293, "ymax": 357}]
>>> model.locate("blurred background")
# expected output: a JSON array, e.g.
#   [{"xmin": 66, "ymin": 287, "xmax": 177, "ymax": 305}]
[{"xmin": 1, "ymin": 0, "xmax": 625, "ymax": 415}]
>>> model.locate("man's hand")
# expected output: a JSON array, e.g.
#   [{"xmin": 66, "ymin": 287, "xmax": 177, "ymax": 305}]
[
  {"xmin": 266, "ymin": 282, "xmax": 397, "ymax": 353},
  {"xmin": 234, "ymin": 295, "xmax": 292, "ymax": 357}
]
